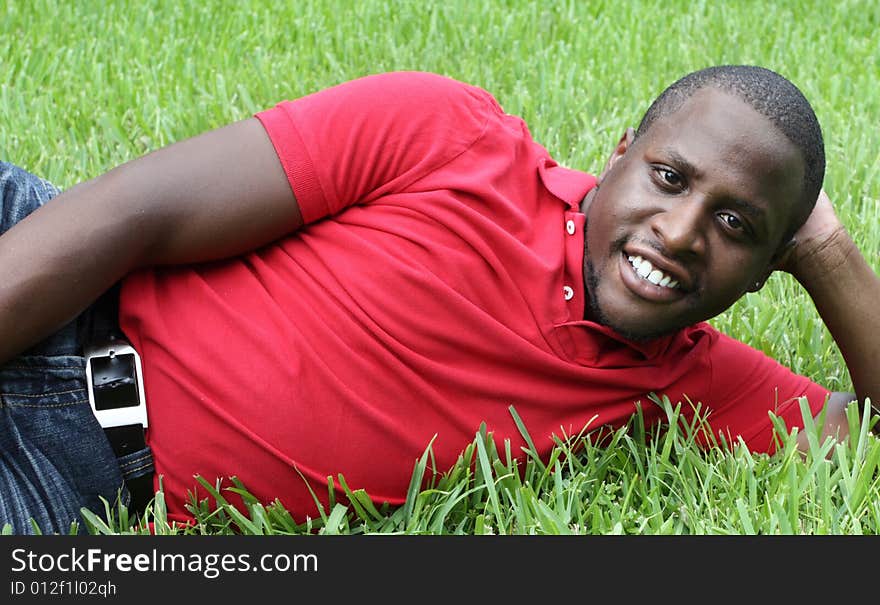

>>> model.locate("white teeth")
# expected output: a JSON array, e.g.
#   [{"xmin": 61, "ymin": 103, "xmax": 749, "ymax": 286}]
[{"xmin": 627, "ymin": 254, "xmax": 680, "ymax": 289}]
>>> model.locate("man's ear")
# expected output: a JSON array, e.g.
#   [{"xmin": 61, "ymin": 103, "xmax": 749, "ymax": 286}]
[
  {"xmin": 598, "ymin": 127, "xmax": 635, "ymax": 184},
  {"xmin": 748, "ymin": 238, "xmax": 797, "ymax": 292}
]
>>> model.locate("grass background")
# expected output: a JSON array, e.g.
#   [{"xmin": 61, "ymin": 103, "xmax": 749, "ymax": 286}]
[{"xmin": 1, "ymin": 0, "xmax": 879, "ymax": 534}]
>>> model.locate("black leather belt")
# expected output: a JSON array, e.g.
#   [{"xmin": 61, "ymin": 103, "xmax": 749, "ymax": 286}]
[
  {"xmin": 103, "ymin": 426, "xmax": 153, "ymax": 516},
  {"xmin": 80, "ymin": 283, "xmax": 154, "ymax": 517}
]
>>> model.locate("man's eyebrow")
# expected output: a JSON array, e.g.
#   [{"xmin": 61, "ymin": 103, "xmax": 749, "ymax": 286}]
[
  {"xmin": 727, "ymin": 197, "xmax": 766, "ymax": 219},
  {"xmin": 661, "ymin": 148, "xmax": 701, "ymax": 179}
]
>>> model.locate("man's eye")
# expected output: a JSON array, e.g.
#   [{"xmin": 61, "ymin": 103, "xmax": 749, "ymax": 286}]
[
  {"xmin": 718, "ymin": 212, "xmax": 743, "ymax": 230},
  {"xmin": 655, "ymin": 168, "xmax": 683, "ymax": 188}
]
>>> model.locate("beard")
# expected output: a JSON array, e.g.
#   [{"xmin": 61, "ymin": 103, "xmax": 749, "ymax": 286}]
[{"xmin": 584, "ymin": 256, "xmax": 657, "ymax": 342}]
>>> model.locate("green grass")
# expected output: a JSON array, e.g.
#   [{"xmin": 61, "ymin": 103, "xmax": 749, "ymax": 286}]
[
  {"xmin": 8, "ymin": 396, "xmax": 878, "ymax": 536},
  {"xmin": 2, "ymin": 0, "xmax": 879, "ymax": 534}
]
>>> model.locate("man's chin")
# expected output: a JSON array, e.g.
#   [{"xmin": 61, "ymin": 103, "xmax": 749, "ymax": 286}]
[
  {"xmin": 597, "ymin": 316, "xmax": 677, "ymax": 342},
  {"xmin": 584, "ymin": 258, "xmax": 691, "ymax": 342},
  {"xmin": 586, "ymin": 295, "xmax": 685, "ymax": 342}
]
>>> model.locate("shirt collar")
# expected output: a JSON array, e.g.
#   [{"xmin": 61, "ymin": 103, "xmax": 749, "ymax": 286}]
[
  {"xmin": 537, "ymin": 158, "xmax": 597, "ymax": 209},
  {"xmin": 554, "ymin": 318, "xmax": 712, "ymax": 365}
]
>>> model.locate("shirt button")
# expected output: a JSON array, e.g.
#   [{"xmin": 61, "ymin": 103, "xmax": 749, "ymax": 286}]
[
  {"xmin": 566, "ymin": 219, "xmax": 576, "ymax": 235},
  {"xmin": 563, "ymin": 285, "xmax": 574, "ymax": 301}
]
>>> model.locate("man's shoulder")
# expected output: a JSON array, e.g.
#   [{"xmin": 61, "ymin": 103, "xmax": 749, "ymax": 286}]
[
  {"xmin": 359, "ymin": 70, "xmax": 496, "ymax": 96},
  {"xmin": 344, "ymin": 71, "xmax": 503, "ymax": 120}
]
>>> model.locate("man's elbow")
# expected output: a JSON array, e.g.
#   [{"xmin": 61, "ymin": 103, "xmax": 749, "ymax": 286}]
[{"xmin": 795, "ymin": 391, "xmax": 856, "ymax": 456}]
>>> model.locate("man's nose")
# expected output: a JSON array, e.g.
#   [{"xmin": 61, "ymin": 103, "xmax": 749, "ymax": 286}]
[{"xmin": 650, "ymin": 198, "xmax": 707, "ymax": 257}]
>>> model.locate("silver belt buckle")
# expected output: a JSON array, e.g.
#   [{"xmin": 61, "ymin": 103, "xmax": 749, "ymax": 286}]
[{"xmin": 84, "ymin": 340, "xmax": 148, "ymax": 429}]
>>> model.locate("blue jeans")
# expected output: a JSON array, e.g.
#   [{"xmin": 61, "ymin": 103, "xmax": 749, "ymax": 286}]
[{"xmin": 0, "ymin": 162, "xmax": 152, "ymax": 534}]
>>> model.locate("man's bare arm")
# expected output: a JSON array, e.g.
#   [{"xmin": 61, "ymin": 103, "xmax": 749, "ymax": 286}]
[
  {"xmin": 783, "ymin": 190, "xmax": 879, "ymax": 446},
  {"xmin": 0, "ymin": 117, "xmax": 300, "ymax": 365}
]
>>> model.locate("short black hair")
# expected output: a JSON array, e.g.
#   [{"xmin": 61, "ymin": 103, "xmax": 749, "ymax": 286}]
[{"xmin": 635, "ymin": 65, "xmax": 825, "ymax": 242}]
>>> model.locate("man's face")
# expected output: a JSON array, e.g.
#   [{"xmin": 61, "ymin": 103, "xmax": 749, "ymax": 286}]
[{"xmin": 582, "ymin": 87, "xmax": 806, "ymax": 340}]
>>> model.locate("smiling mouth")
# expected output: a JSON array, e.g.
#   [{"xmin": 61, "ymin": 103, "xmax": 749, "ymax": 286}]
[{"xmin": 626, "ymin": 254, "xmax": 680, "ymax": 289}]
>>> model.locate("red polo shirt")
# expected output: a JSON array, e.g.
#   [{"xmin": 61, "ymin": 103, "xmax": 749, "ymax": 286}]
[{"xmin": 119, "ymin": 71, "xmax": 829, "ymax": 524}]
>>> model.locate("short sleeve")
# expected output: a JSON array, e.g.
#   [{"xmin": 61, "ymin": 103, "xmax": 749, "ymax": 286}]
[
  {"xmin": 255, "ymin": 71, "xmax": 495, "ymax": 224},
  {"xmin": 698, "ymin": 330, "xmax": 831, "ymax": 454}
]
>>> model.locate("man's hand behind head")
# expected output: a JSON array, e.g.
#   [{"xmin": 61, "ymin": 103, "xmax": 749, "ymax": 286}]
[{"xmin": 778, "ymin": 189, "xmax": 852, "ymax": 286}]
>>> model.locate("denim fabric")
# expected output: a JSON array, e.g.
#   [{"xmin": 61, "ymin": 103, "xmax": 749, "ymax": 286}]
[{"xmin": 0, "ymin": 161, "xmax": 141, "ymax": 534}]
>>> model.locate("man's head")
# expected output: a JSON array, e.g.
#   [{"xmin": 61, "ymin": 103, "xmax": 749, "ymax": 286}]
[
  {"xmin": 581, "ymin": 65, "xmax": 825, "ymax": 341},
  {"xmin": 636, "ymin": 65, "xmax": 825, "ymax": 235}
]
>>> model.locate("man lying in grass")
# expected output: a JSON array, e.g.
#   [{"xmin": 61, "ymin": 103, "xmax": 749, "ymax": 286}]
[{"xmin": 1, "ymin": 65, "xmax": 876, "ymax": 534}]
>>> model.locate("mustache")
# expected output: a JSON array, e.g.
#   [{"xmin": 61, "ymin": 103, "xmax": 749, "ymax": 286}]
[
  {"xmin": 612, "ymin": 235, "xmax": 664, "ymax": 258},
  {"xmin": 584, "ymin": 217, "xmax": 670, "ymax": 260}
]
